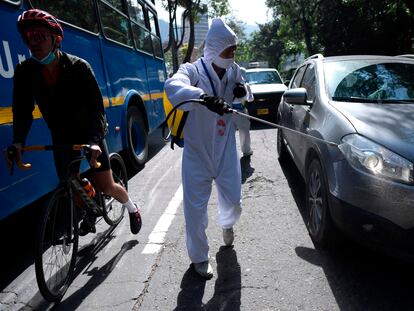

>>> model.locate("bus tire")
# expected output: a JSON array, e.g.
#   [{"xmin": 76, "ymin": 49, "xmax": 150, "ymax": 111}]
[{"xmin": 127, "ymin": 106, "xmax": 148, "ymax": 168}]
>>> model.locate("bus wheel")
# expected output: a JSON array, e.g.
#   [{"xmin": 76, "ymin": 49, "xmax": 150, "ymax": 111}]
[{"xmin": 127, "ymin": 106, "xmax": 148, "ymax": 168}]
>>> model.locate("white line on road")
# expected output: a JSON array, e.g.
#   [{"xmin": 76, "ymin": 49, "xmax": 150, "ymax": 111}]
[{"xmin": 141, "ymin": 184, "xmax": 183, "ymax": 254}]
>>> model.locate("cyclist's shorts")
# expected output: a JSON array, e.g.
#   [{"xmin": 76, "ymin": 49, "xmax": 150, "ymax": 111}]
[{"xmin": 53, "ymin": 140, "xmax": 111, "ymax": 179}]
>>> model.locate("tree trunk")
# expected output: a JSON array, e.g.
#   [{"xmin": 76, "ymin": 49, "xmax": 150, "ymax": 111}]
[
  {"xmin": 183, "ymin": 2, "xmax": 195, "ymax": 63},
  {"xmin": 166, "ymin": 0, "xmax": 179, "ymax": 72}
]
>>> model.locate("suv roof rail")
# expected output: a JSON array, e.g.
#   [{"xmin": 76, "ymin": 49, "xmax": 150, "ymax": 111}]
[{"xmin": 305, "ymin": 53, "xmax": 324, "ymax": 61}]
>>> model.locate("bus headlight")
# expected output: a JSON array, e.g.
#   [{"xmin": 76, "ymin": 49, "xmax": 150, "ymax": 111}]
[{"xmin": 338, "ymin": 134, "xmax": 414, "ymax": 184}]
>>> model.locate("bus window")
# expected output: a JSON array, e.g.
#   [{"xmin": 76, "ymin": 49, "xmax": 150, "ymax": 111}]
[
  {"xmin": 127, "ymin": 0, "xmax": 145, "ymax": 26},
  {"xmin": 30, "ymin": 0, "xmax": 98, "ymax": 33},
  {"xmin": 147, "ymin": 10, "xmax": 159, "ymax": 36},
  {"xmin": 104, "ymin": 0, "xmax": 124, "ymax": 12},
  {"xmin": 147, "ymin": 10, "xmax": 162, "ymax": 58},
  {"xmin": 99, "ymin": 1, "xmax": 133, "ymax": 46},
  {"xmin": 131, "ymin": 23, "xmax": 153, "ymax": 54},
  {"xmin": 152, "ymin": 34, "xmax": 162, "ymax": 58}
]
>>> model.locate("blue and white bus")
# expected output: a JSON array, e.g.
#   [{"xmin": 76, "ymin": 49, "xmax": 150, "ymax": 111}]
[{"xmin": 0, "ymin": 0, "xmax": 167, "ymax": 220}]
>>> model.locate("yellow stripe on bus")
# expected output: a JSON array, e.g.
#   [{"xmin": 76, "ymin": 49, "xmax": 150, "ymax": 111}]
[
  {"xmin": 0, "ymin": 92, "xmax": 163, "ymax": 125},
  {"xmin": 0, "ymin": 105, "xmax": 42, "ymax": 125}
]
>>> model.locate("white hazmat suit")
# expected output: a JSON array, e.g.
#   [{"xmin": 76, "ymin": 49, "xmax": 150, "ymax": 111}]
[{"xmin": 164, "ymin": 19, "xmax": 247, "ymax": 263}]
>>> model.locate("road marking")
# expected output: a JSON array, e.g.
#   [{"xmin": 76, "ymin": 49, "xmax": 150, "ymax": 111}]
[{"xmin": 141, "ymin": 184, "xmax": 183, "ymax": 254}]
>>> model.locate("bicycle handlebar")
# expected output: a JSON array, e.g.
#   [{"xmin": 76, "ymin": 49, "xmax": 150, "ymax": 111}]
[{"xmin": 5, "ymin": 144, "xmax": 101, "ymax": 175}]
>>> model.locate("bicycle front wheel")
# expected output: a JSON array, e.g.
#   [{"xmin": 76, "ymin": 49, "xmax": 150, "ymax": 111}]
[
  {"xmin": 35, "ymin": 187, "xmax": 78, "ymax": 302},
  {"xmin": 102, "ymin": 153, "xmax": 127, "ymax": 226}
]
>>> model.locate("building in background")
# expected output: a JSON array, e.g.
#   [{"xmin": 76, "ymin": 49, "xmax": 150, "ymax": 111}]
[{"xmin": 183, "ymin": 12, "xmax": 209, "ymax": 49}]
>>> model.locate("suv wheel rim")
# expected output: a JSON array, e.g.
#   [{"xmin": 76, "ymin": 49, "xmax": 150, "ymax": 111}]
[{"xmin": 308, "ymin": 169, "xmax": 323, "ymax": 235}]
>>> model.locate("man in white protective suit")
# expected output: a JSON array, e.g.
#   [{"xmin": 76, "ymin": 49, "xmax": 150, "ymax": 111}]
[
  {"xmin": 164, "ymin": 18, "xmax": 249, "ymax": 279},
  {"xmin": 233, "ymin": 67, "xmax": 254, "ymax": 157}
]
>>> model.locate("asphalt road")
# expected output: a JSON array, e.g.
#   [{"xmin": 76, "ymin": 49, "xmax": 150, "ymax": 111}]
[{"xmin": 2, "ymin": 124, "xmax": 414, "ymax": 311}]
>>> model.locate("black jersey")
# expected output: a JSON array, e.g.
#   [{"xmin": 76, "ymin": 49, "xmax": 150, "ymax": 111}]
[{"xmin": 12, "ymin": 52, "xmax": 107, "ymax": 145}]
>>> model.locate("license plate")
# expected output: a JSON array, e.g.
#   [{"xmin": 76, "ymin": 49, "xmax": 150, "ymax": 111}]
[{"xmin": 257, "ymin": 108, "xmax": 269, "ymax": 115}]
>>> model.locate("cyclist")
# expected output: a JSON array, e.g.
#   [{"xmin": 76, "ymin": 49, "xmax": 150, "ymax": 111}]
[{"xmin": 8, "ymin": 9, "xmax": 142, "ymax": 235}]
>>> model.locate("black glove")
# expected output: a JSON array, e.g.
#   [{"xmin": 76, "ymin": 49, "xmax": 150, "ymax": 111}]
[
  {"xmin": 200, "ymin": 94, "xmax": 231, "ymax": 116},
  {"xmin": 233, "ymin": 83, "xmax": 247, "ymax": 99}
]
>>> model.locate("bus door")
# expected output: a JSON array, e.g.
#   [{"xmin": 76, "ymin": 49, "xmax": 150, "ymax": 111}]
[
  {"xmin": 145, "ymin": 8, "xmax": 166, "ymax": 125},
  {"xmin": 126, "ymin": 0, "xmax": 166, "ymax": 130},
  {"xmin": 96, "ymin": 0, "xmax": 150, "ymax": 152}
]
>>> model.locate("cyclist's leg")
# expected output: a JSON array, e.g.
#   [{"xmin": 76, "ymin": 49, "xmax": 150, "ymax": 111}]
[
  {"xmin": 93, "ymin": 140, "xmax": 141, "ymax": 233},
  {"xmin": 52, "ymin": 142, "xmax": 97, "ymax": 235}
]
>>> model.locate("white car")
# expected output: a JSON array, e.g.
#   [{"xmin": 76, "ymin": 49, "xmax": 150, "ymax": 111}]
[{"xmin": 245, "ymin": 68, "xmax": 287, "ymax": 120}]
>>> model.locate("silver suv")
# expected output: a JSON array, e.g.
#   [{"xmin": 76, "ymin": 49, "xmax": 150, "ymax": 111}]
[{"xmin": 277, "ymin": 54, "xmax": 414, "ymax": 257}]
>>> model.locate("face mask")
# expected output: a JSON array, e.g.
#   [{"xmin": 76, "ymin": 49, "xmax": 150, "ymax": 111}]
[
  {"xmin": 30, "ymin": 36, "xmax": 57, "ymax": 65},
  {"xmin": 31, "ymin": 50, "xmax": 56, "ymax": 65},
  {"xmin": 213, "ymin": 56, "xmax": 234, "ymax": 69}
]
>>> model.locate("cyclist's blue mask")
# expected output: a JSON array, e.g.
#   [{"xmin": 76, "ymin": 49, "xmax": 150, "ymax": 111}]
[
  {"xmin": 30, "ymin": 37, "xmax": 57, "ymax": 65},
  {"xmin": 31, "ymin": 51, "xmax": 56, "ymax": 65}
]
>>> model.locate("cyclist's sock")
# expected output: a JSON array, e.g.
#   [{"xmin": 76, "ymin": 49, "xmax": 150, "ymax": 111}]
[{"xmin": 123, "ymin": 198, "xmax": 138, "ymax": 213}]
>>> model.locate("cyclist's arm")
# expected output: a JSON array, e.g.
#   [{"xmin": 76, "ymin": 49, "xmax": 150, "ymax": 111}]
[{"xmin": 12, "ymin": 63, "xmax": 35, "ymax": 146}]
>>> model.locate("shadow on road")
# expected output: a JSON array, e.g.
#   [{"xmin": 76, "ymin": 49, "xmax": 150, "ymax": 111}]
[
  {"xmin": 279, "ymin": 151, "xmax": 414, "ymax": 310},
  {"xmin": 174, "ymin": 246, "xmax": 241, "ymax": 311},
  {"xmin": 53, "ymin": 239, "xmax": 138, "ymax": 310}
]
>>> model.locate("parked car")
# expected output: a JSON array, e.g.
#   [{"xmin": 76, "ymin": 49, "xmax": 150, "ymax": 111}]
[
  {"xmin": 244, "ymin": 68, "xmax": 287, "ymax": 120},
  {"xmin": 277, "ymin": 54, "xmax": 414, "ymax": 258}
]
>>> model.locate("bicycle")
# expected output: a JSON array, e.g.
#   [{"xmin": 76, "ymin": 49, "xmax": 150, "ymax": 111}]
[{"xmin": 6, "ymin": 144, "xmax": 128, "ymax": 302}]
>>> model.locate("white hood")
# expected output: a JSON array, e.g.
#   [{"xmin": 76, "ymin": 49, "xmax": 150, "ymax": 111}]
[{"xmin": 203, "ymin": 18, "xmax": 238, "ymax": 63}]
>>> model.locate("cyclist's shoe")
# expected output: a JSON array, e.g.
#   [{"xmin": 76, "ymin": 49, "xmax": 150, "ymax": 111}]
[
  {"xmin": 129, "ymin": 205, "xmax": 142, "ymax": 234},
  {"xmin": 79, "ymin": 217, "xmax": 96, "ymax": 236}
]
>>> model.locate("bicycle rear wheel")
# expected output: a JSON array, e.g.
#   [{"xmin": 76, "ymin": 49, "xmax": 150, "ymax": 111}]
[
  {"xmin": 35, "ymin": 187, "xmax": 78, "ymax": 302},
  {"xmin": 102, "ymin": 153, "xmax": 127, "ymax": 226}
]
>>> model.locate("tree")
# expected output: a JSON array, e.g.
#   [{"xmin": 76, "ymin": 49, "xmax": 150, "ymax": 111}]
[
  {"xmin": 161, "ymin": 0, "xmax": 230, "ymax": 72},
  {"xmin": 248, "ymin": 20, "xmax": 284, "ymax": 69},
  {"xmin": 265, "ymin": 0, "xmax": 414, "ymax": 58},
  {"xmin": 266, "ymin": 0, "xmax": 322, "ymax": 56}
]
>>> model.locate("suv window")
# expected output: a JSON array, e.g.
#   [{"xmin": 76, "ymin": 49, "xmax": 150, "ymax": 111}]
[
  {"xmin": 291, "ymin": 65, "xmax": 306, "ymax": 88},
  {"xmin": 300, "ymin": 64, "xmax": 316, "ymax": 101}
]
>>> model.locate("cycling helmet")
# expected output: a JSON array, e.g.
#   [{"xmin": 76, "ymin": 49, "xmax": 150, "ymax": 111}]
[{"xmin": 17, "ymin": 9, "xmax": 63, "ymax": 38}]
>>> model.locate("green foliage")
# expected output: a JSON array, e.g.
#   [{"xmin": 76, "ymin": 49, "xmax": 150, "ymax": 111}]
[
  {"xmin": 265, "ymin": 0, "xmax": 414, "ymax": 57},
  {"xmin": 248, "ymin": 20, "xmax": 284, "ymax": 69},
  {"xmin": 208, "ymin": 0, "xmax": 230, "ymax": 18}
]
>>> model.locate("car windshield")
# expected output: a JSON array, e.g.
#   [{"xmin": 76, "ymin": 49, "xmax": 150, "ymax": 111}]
[
  {"xmin": 324, "ymin": 60, "xmax": 414, "ymax": 103},
  {"xmin": 246, "ymin": 71, "xmax": 283, "ymax": 85}
]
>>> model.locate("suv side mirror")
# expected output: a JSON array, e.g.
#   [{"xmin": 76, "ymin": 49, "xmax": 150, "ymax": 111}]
[
  {"xmin": 284, "ymin": 80, "xmax": 290, "ymax": 87},
  {"xmin": 283, "ymin": 88, "xmax": 312, "ymax": 106}
]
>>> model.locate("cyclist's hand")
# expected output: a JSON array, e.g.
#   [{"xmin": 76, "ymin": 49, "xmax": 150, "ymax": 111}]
[
  {"xmin": 200, "ymin": 94, "xmax": 231, "ymax": 116},
  {"xmin": 88, "ymin": 144, "xmax": 102, "ymax": 168}
]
